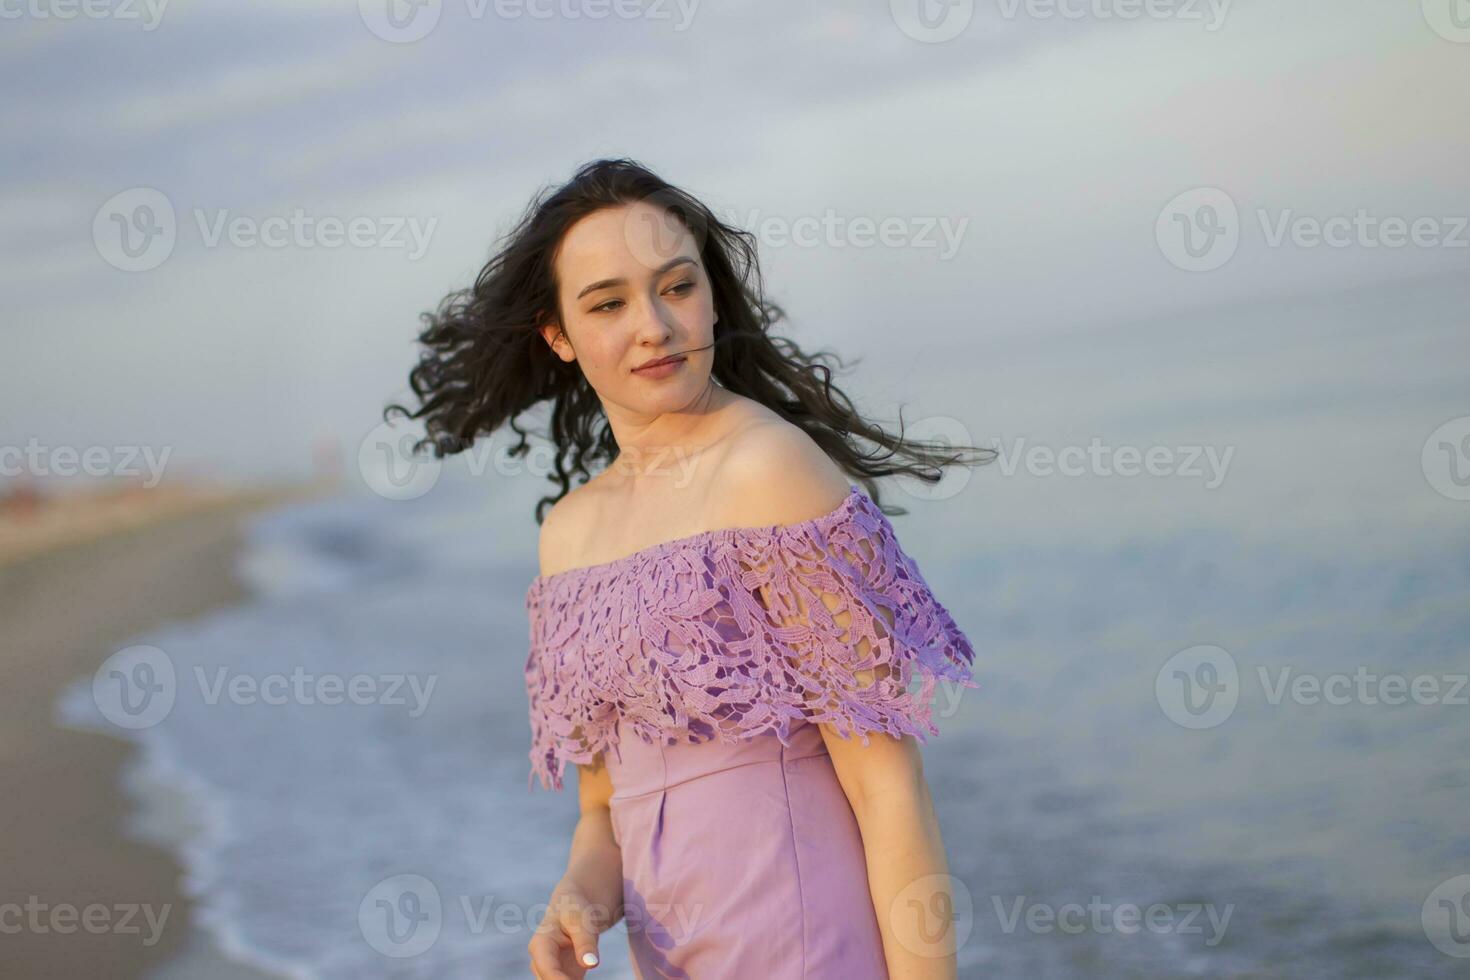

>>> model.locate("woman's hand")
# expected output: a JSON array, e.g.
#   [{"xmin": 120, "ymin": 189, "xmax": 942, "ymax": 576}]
[
  {"xmin": 528, "ymin": 877, "xmax": 614, "ymax": 979},
  {"xmin": 530, "ymin": 761, "xmax": 622, "ymax": 977}
]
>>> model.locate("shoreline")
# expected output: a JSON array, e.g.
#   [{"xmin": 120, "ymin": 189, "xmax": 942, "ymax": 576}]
[{"xmin": 0, "ymin": 481, "xmax": 323, "ymax": 979}]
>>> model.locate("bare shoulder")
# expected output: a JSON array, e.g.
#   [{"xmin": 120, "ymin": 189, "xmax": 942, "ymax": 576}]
[
  {"xmin": 714, "ymin": 416, "xmax": 853, "ymax": 527},
  {"xmin": 535, "ymin": 482, "xmax": 603, "ymax": 578}
]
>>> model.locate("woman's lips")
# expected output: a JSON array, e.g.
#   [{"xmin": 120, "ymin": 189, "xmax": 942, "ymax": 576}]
[{"xmin": 632, "ymin": 355, "xmax": 687, "ymax": 378}]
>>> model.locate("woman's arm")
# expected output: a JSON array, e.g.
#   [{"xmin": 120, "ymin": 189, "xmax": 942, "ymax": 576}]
[
  {"xmin": 714, "ymin": 435, "xmax": 968, "ymax": 974},
  {"xmin": 529, "ymin": 755, "xmax": 624, "ymax": 978},
  {"xmin": 535, "ymin": 504, "xmax": 625, "ymax": 929},
  {"xmin": 822, "ymin": 728, "xmax": 960, "ymax": 980},
  {"xmin": 772, "ymin": 563, "xmax": 964, "ymax": 977},
  {"xmin": 557, "ymin": 755, "xmax": 624, "ymax": 928}
]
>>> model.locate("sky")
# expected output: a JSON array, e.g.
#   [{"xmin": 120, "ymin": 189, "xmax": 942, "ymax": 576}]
[
  {"xmin": 8, "ymin": 12, "xmax": 1467, "ymax": 974},
  {"xmin": 2, "ymin": 0, "xmax": 1467, "ymax": 542}
]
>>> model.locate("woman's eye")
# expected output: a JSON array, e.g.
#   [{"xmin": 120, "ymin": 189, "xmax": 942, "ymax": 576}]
[{"xmin": 591, "ymin": 282, "xmax": 692, "ymax": 313}]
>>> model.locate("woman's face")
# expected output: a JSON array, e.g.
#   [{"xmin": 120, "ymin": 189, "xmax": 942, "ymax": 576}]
[{"xmin": 541, "ymin": 201, "xmax": 718, "ymax": 415}]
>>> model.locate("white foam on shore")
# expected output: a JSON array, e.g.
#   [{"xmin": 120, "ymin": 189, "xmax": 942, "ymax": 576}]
[{"xmin": 55, "ymin": 477, "xmax": 634, "ymax": 978}]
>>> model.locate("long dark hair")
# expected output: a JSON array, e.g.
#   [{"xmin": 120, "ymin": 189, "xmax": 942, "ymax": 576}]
[{"xmin": 383, "ymin": 157, "xmax": 995, "ymax": 522}]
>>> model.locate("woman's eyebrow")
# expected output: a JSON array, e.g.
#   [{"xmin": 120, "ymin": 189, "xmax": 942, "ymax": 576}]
[{"xmin": 575, "ymin": 255, "xmax": 697, "ymax": 300}]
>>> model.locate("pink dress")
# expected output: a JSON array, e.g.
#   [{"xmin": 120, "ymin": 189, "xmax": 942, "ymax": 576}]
[{"xmin": 523, "ymin": 485, "xmax": 978, "ymax": 979}]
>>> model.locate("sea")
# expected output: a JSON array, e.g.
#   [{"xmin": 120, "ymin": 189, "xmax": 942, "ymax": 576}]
[{"xmin": 56, "ymin": 276, "xmax": 1470, "ymax": 978}]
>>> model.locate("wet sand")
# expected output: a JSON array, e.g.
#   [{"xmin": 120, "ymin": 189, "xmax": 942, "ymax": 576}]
[{"xmin": 0, "ymin": 483, "xmax": 319, "ymax": 979}]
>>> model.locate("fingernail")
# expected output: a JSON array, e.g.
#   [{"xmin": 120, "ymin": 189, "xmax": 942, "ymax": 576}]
[{"xmin": 582, "ymin": 951, "xmax": 599, "ymax": 967}]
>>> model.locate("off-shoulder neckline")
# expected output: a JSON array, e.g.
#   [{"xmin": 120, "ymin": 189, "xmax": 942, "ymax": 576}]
[{"xmin": 529, "ymin": 484, "xmax": 866, "ymax": 589}]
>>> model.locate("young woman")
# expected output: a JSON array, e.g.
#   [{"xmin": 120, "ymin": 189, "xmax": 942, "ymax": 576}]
[{"xmin": 387, "ymin": 158, "xmax": 991, "ymax": 979}]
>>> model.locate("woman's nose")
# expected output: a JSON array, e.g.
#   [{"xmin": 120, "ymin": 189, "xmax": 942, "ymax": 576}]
[{"xmin": 632, "ymin": 299, "xmax": 675, "ymax": 342}]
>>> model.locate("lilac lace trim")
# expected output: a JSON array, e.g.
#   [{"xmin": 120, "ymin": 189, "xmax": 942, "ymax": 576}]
[{"xmin": 522, "ymin": 485, "xmax": 979, "ymax": 791}]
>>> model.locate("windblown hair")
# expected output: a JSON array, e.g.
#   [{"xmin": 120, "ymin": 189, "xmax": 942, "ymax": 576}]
[{"xmin": 383, "ymin": 157, "xmax": 995, "ymax": 522}]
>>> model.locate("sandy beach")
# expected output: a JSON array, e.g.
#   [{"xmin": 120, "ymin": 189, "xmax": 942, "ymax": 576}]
[{"xmin": 0, "ymin": 482, "xmax": 321, "ymax": 979}]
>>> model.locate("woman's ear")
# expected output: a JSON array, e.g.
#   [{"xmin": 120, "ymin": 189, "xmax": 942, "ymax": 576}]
[{"xmin": 538, "ymin": 320, "xmax": 575, "ymax": 362}]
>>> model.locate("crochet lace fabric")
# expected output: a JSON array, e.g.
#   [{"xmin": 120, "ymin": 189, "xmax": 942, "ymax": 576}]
[{"xmin": 522, "ymin": 485, "xmax": 979, "ymax": 791}]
